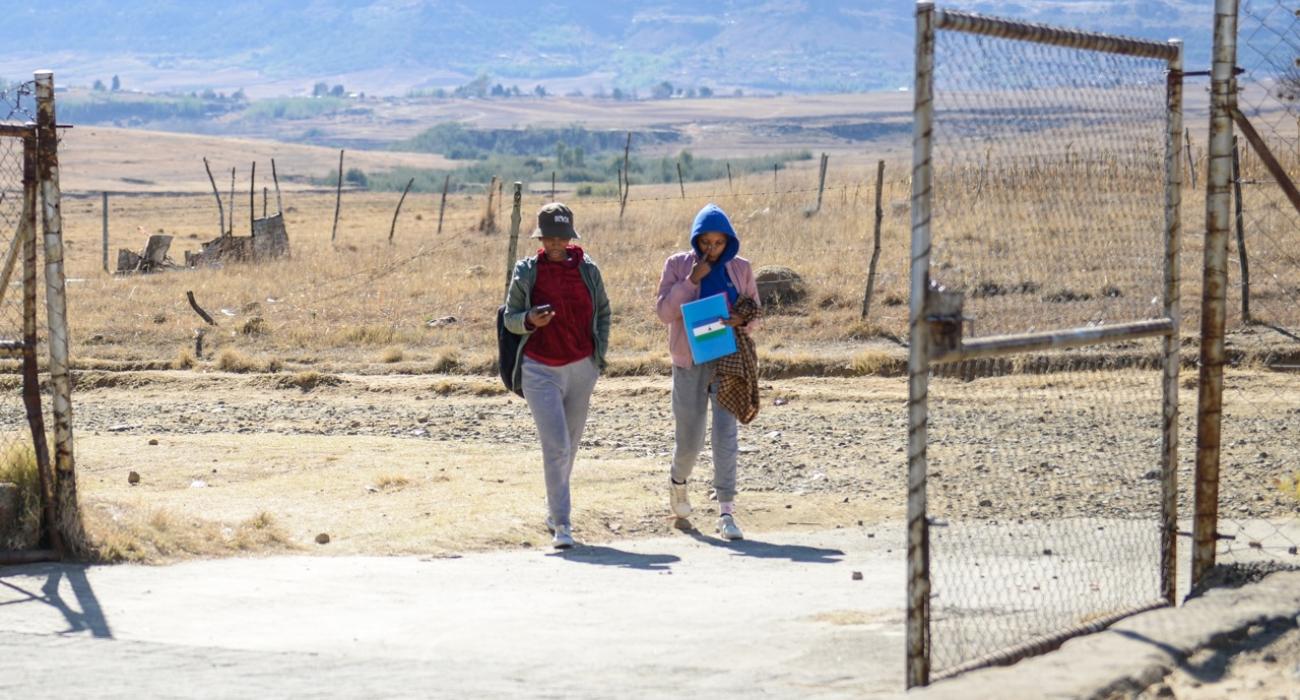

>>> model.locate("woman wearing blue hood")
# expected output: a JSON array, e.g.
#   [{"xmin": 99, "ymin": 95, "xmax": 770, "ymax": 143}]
[{"xmin": 655, "ymin": 203, "xmax": 761, "ymax": 540}]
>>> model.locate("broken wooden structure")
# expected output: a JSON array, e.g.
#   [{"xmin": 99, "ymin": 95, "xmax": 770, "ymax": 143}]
[{"xmin": 116, "ymin": 234, "xmax": 179, "ymax": 274}]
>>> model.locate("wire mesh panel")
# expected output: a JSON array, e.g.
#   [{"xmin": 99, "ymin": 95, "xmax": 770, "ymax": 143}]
[
  {"xmin": 0, "ymin": 77, "xmax": 46, "ymax": 554},
  {"xmin": 908, "ymin": 6, "xmax": 1180, "ymax": 684},
  {"xmin": 929, "ymin": 32, "xmax": 1170, "ymax": 336},
  {"xmin": 1199, "ymin": 0, "xmax": 1300, "ymax": 576},
  {"xmin": 927, "ymin": 360, "xmax": 1167, "ymax": 674}
]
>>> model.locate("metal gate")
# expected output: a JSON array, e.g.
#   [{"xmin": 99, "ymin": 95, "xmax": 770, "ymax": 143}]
[
  {"xmin": 0, "ymin": 72, "xmax": 77, "ymax": 563},
  {"xmin": 906, "ymin": 5, "xmax": 1183, "ymax": 686}
]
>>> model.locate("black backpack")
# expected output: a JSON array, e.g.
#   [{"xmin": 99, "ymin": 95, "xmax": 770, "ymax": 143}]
[{"xmin": 496, "ymin": 305, "xmax": 524, "ymax": 397}]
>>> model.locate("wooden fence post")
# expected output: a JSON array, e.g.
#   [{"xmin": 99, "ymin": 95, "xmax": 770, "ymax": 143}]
[
  {"xmin": 727, "ymin": 162, "xmax": 733, "ymax": 192},
  {"xmin": 677, "ymin": 162, "xmax": 686, "ymax": 199},
  {"xmin": 437, "ymin": 174, "xmax": 450, "ymax": 235},
  {"xmin": 249, "ymin": 161, "xmax": 256, "ymax": 236},
  {"xmin": 505, "ymin": 182, "xmax": 523, "ymax": 295},
  {"xmin": 1185, "ymin": 128, "xmax": 1198, "ymax": 190},
  {"xmin": 862, "ymin": 160, "xmax": 886, "ymax": 319},
  {"xmin": 551, "ymin": 171, "xmax": 556, "ymax": 201},
  {"xmin": 271, "ymin": 157, "xmax": 283, "ymax": 215},
  {"xmin": 389, "ymin": 177, "xmax": 414, "ymax": 244},
  {"xmin": 619, "ymin": 131, "xmax": 631, "ymax": 219},
  {"xmin": 228, "ymin": 167, "xmax": 236, "ymax": 236},
  {"xmin": 203, "ymin": 157, "xmax": 224, "ymax": 238},
  {"xmin": 331, "ymin": 149, "xmax": 344, "ymax": 243},
  {"xmin": 101, "ymin": 192, "xmax": 108, "ymax": 273},
  {"xmin": 815, "ymin": 152, "xmax": 829, "ymax": 212}
]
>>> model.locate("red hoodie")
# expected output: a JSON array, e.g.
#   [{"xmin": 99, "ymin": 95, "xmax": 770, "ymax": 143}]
[{"xmin": 524, "ymin": 245, "xmax": 595, "ymax": 366}]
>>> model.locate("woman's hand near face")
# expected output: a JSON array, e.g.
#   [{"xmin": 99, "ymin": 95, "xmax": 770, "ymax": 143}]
[
  {"xmin": 722, "ymin": 316, "xmax": 748, "ymax": 334},
  {"xmin": 688, "ymin": 258, "xmax": 712, "ymax": 284}
]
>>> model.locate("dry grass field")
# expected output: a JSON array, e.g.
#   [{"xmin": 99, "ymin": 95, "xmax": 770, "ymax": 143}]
[{"xmin": 0, "ymin": 87, "xmax": 1295, "ymax": 566}]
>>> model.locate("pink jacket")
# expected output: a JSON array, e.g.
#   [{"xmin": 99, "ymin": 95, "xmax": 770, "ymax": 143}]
[{"xmin": 655, "ymin": 251, "xmax": 761, "ymax": 368}]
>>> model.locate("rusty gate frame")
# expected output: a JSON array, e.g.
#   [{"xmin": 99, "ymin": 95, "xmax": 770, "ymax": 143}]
[
  {"xmin": 1192, "ymin": 0, "xmax": 1300, "ymax": 590},
  {"xmin": 907, "ymin": 3, "xmax": 1184, "ymax": 687},
  {"xmin": 0, "ymin": 71, "xmax": 77, "ymax": 564}
]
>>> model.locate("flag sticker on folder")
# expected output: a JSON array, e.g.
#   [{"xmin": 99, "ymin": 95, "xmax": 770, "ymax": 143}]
[
  {"xmin": 681, "ymin": 293, "xmax": 737, "ymax": 364},
  {"xmin": 692, "ymin": 320, "xmax": 728, "ymax": 341}
]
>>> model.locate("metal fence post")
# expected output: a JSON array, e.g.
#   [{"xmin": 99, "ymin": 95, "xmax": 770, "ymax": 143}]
[
  {"xmin": 34, "ymin": 70, "xmax": 80, "ymax": 551},
  {"xmin": 1160, "ymin": 39, "xmax": 1184, "ymax": 606},
  {"xmin": 20, "ymin": 133, "xmax": 56, "ymax": 554},
  {"xmin": 1193, "ymin": 0, "xmax": 1239, "ymax": 589},
  {"xmin": 907, "ymin": 0, "xmax": 936, "ymax": 688}
]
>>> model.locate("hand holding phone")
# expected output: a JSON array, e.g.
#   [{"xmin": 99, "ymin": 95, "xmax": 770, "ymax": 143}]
[{"xmin": 527, "ymin": 304, "xmax": 556, "ymax": 328}]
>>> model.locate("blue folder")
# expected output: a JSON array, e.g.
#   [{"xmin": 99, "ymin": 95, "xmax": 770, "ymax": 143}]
[{"xmin": 682, "ymin": 293, "xmax": 737, "ymax": 364}]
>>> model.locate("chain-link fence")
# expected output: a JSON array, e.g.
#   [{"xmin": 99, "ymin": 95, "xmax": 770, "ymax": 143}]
[
  {"xmin": 1197, "ymin": 0, "xmax": 1300, "ymax": 581},
  {"xmin": 907, "ymin": 6, "xmax": 1183, "ymax": 685},
  {"xmin": 0, "ymin": 79, "xmax": 50, "ymax": 555}
]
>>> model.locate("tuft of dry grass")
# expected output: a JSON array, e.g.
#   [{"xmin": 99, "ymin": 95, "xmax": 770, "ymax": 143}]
[
  {"xmin": 276, "ymin": 370, "xmax": 342, "ymax": 392},
  {"xmin": 216, "ymin": 348, "xmax": 261, "ymax": 373},
  {"xmin": 373, "ymin": 474, "xmax": 411, "ymax": 491},
  {"xmin": 0, "ymin": 442, "xmax": 41, "ymax": 550},
  {"xmin": 173, "ymin": 348, "xmax": 197, "ymax": 369},
  {"xmin": 380, "ymin": 346, "xmax": 405, "ymax": 363},
  {"xmin": 84, "ymin": 506, "xmax": 296, "ymax": 563},
  {"xmin": 1278, "ymin": 472, "xmax": 1300, "ymax": 503}
]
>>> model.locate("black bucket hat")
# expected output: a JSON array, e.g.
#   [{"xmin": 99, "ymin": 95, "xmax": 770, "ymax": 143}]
[{"xmin": 530, "ymin": 202, "xmax": 580, "ymax": 239}]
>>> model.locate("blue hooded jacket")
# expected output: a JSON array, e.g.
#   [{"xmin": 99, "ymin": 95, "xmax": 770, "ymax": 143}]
[{"xmin": 690, "ymin": 203, "xmax": 740, "ymax": 305}]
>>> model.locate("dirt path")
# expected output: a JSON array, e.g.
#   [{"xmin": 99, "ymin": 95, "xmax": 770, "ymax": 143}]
[{"xmin": 33, "ymin": 368, "xmax": 1296, "ymax": 561}]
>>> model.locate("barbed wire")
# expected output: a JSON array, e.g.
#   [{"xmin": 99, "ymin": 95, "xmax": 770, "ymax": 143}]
[{"xmin": 0, "ymin": 80, "xmax": 36, "ymax": 123}]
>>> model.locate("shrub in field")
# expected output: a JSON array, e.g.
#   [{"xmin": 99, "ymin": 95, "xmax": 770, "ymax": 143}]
[{"xmin": 380, "ymin": 346, "xmax": 404, "ymax": 363}]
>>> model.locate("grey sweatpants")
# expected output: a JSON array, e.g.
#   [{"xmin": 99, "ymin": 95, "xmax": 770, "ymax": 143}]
[
  {"xmin": 670, "ymin": 362, "xmax": 739, "ymax": 503},
  {"xmin": 522, "ymin": 355, "xmax": 599, "ymax": 527}
]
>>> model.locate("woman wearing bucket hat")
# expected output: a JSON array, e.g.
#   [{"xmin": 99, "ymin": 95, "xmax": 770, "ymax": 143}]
[
  {"xmin": 655, "ymin": 203, "xmax": 761, "ymax": 540},
  {"xmin": 503, "ymin": 202, "xmax": 610, "ymax": 549}
]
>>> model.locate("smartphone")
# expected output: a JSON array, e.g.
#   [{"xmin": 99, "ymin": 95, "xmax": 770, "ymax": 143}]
[{"xmin": 533, "ymin": 304, "xmax": 554, "ymax": 315}]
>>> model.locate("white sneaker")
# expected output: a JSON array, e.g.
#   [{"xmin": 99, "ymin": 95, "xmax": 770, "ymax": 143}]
[
  {"xmin": 552, "ymin": 523, "xmax": 575, "ymax": 549},
  {"xmin": 717, "ymin": 514, "xmax": 744, "ymax": 541},
  {"xmin": 670, "ymin": 480, "xmax": 693, "ymax": 518}
]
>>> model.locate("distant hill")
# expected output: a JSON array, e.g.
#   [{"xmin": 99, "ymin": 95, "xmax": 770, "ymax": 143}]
[{"xmin": 0, "ymin": 1, "xmax": 1214, "ymax": 96}]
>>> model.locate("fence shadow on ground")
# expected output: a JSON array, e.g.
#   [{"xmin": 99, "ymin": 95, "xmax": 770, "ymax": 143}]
[{"xmin": 0, "ymin": 564, "xmax": 111, "ymax": 638}]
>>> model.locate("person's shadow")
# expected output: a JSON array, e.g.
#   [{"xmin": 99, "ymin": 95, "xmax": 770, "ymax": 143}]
[
  {"xmin": 547, "ymin": 545, "xmax": 680, "ymax": 571},
  {"xmin": 678, "ymin": 522, "xmax": 844, "ymax": 564}
]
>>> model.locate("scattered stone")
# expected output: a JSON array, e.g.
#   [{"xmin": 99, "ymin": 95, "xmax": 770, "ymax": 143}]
[
  {"xmin": 1043, "ymin": 548, "xmax": 1053, "ymax": 556},
  {"xmin": 148, "ymin": 438, "xmax": 159, "ymax": 446},
  {"xmin": 189, "ymin": 479, "xmax": 207, "ymax": 489},
  {"xmin": 979, "ymin": 499, "xmax": 994, "ymax": 508},
  {"xmin": 773, "ymin": 397, "xmax": 789, "ymax": 406},
  {"xmin": 128, "ymin": 471, "xmax": 140, "ymax": 485},
  {"xmin": 1142, "ymin": 469, "xmax": 1159, "ymax": 480},
  {"xmin": 107, "ymin": 424, "xmax": 135, "ymax": 432},
  {"xmin": 315, "ymin": 533, "xmax": 330, "ymax": 545},
  {"xmin": 427, "ymin": 316, "xmax": 459, "ymax": 328},
  {"xmin": 851, "ymin": 571, "xmax": 863, "ymax": 581}
]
